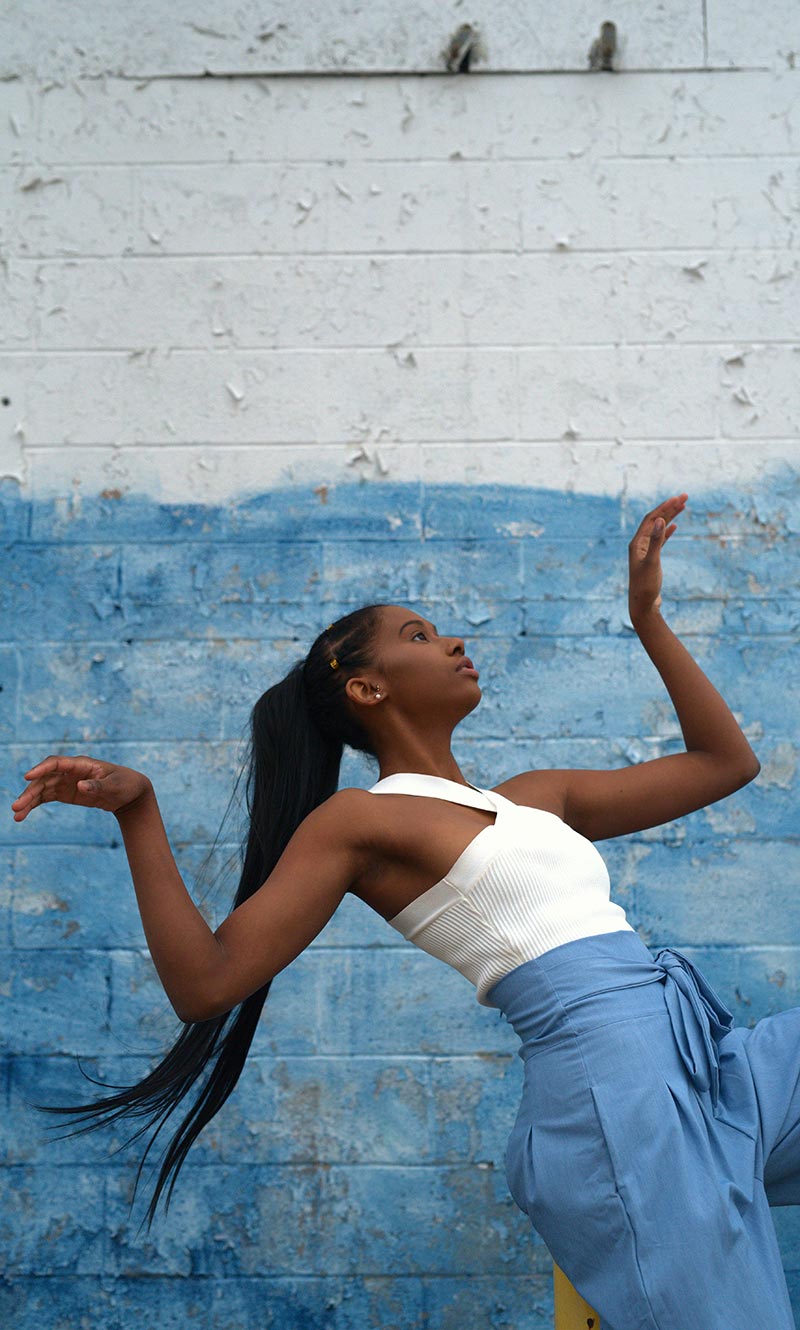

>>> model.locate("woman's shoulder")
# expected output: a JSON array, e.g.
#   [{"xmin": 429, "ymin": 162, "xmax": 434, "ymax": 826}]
[
  {"xmin": 329, "ymin": 785, "xmax": 377, "ymax": 809},
  {"xmin": 489, "ymin": 771, "xmax": 568, "ymax": 818},
  {"xmin": 321, "ymin": 786, "xmax": 382, "ymax": 839}
]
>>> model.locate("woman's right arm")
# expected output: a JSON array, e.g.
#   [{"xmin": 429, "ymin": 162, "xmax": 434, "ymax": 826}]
[{"xmin": 12, "ymin": 756, "xmax": 368, "ymax": 1022}]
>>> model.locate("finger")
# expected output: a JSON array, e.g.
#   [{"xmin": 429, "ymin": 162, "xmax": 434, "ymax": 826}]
[
  {"xmin": 646, "ymin": 517, "xmax": 666, "ymax": 549},
  {"xmin": 645, "ymin": 495, "xmax": 687, "ymax": 523},
  {"xmin": 13, "ymin": 767, "xmax": 78, "ymax": 807},
  {"xmin": 11, "ymin": 788, "xmax": 42, "ymax": 819},
  {"xmin": 23, "ymin": 755, "xmax": 92, "ymax": 779},
  {"xmin": 633, "ymin": 497, "xmax": 685, "ymax": 541},
  {"xmin": 11, "ymin": 776, "xmax": 46, "ymax": 804}
]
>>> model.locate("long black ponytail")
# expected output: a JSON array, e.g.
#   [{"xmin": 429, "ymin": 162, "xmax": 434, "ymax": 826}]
[{"xmin": 39, "ymin": 604, "xmax": 389, "ymax": 1227}]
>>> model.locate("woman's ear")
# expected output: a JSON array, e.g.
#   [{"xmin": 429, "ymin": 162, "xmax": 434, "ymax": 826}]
[{"xmin": 346, "ymin": 678, "xmax": 384, "ymax": 706}]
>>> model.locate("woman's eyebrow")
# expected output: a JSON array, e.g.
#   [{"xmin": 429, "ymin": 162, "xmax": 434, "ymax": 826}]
[{"xmin": 399, "ymin": 619, "xmax": 438, "ymax": 635}]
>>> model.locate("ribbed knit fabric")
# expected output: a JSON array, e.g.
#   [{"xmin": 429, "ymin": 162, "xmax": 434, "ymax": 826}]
[{"xmin": 368, "ymin": 772, "xmax": 634, "ymax": 1006}]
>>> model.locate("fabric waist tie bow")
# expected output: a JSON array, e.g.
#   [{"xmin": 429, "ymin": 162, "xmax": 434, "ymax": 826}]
[{"xmin": 652, "ymin": 946, "xmax": 735, "ymax": 1111}]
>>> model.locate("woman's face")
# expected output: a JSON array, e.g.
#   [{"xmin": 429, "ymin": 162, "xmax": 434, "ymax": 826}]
[{"xmin": 348, "ymin": 605, "xmax": 481, "ymax": 723}]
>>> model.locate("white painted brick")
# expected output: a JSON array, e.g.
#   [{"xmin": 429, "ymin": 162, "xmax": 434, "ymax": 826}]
[
  {"xmin": 717, "ymin": 343, "xmax": 800, "ymax": 438},
  {"xmin": 20, "ymin": 249, "xmax": 800, "ymax": 352},
  {"xmin": 0, "ymin": 260, "xmax": 37, "ymax": 346},
  {"xmin": 421, "ymin": 439, "xmax": 799, "ymax": 506},
  {"xmin": 37, "ymin": 77, "xmax": 292, "ymax": 167},
  {"xmin": 0, "ymin": 79, "xmax": 38, "ymax": 164},
  {"xmin": 1, "ymin": 49, "xmax": 798, "ymax": 504},
  {"xmin": 636, "ymin": 250, "xmax": 800, "ymax": 343},
  {"xmin": 33, "ymin": 70, "xmax": 800, "ymax": 174},
  {"xmin": 614, "ymin": 70, "xmax": 800, "ymax": 157},
  {"xmin": 2, "ymin": 0, "xmax": 704, "ymax": 81},
  {"xmin": 520, "ymin": 157, "xmax": 800, "ymax": 252},
  {"xmin": 20, "ymin": 436, "xmax": 799, "ymax": 506},
  {"xmin": 23, "ymin": 442, "xmax": 423, "ymax": 500},
  {"xmin": 0, "ymin": 166, "xmax": 135, "ymax": 257},
  {"xmin": 8, "ymin": 343, "xmax": 796, "ymax": 452},
  {"xmin": 37, "ymin": 74, "xmax": 620, "ymax": 166},
  {"xmin": 135, "ymin": 160, "xmax": 523, "ymax": 257},
  {"xmin": 617, "ymin": 440, "xmax": 800, "ymax": 524},
  {"xmin": 135, "ymin": 156, "xmax": 799, "ymax": 260},
  {"xmin": 425, "ymin": 250, "xmax": 800, "ymax": 346},
  {"xmin": 27, "ymin": 255, "xmax": 432, "ymax": 350},
  {"xmin": 515, "ymin": 346, "xmax": 723, "ymax": 440},
  {"xmin": 4, "ymin": 348, "xmax": 518, "ymax": 445},
  {"xmin": 517, "ymin": 160, "xmax": 621, "ymax": 251},
  {"xmin": 707, "ymin": 0, "xmax": 800, "ymax": 70}
]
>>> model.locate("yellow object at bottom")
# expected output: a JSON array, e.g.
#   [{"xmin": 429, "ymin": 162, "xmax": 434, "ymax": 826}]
[{"xmin": 553, "ymin": 1261, "xmax": 601, "ymax": 1329}]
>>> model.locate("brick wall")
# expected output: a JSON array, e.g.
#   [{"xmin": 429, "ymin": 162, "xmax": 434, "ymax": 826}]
[{"xmin": 2, "ymin": 3, "xmax": 799, "ymax": 1325}]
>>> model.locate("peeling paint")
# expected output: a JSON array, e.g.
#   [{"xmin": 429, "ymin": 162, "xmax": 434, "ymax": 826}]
[{"xmin": 3, "ymin": 32, "xmax": 800, "ymax": 1326}]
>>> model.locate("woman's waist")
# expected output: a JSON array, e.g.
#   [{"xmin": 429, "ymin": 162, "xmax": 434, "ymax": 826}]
[
  {"xmin": 487, "ymin": 930, "xmax": 666, "ymax": 1043},
  {"xmin": 488, "ymin": 929, "xmax": 736, "ymax": 1110}
]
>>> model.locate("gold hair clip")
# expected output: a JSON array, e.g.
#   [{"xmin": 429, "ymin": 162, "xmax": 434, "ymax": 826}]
[
  {"xmin": 329, "ymin": 657, "xmax": 339, "ymax": 670},
  {"xmin": 327, "ymin": 624, "xmax": 333, "ymax": 630}
]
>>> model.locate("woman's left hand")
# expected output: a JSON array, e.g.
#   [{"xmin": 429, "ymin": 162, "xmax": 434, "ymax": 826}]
[{"xmin": 628, "ymin": 493, "xmax": 688, "ymax": 623}]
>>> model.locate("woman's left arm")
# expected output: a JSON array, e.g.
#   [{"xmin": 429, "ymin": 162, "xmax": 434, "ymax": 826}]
[{"xmin": 502, "ymin": 493, "xmax": 761, "ymax": 841}]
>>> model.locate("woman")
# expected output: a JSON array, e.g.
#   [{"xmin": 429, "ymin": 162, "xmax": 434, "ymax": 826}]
[{"xmin": 10, "ymin": 493, "xmax": 797, "ymax": 1327}]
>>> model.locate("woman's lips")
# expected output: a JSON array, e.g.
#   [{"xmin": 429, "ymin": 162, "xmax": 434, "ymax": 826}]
[{"xmin": 456, "ymin": 660, "xmax": 479, "ymax": 678}]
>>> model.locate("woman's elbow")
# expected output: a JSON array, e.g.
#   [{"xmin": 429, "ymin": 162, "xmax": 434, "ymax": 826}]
[
  {"xmin": 171, "ymin": 988, "xmax": 227, "ymax": 1025},
  {"xmin": 732, "ymin": 755, "xmax": 761, "ymax": 788}
]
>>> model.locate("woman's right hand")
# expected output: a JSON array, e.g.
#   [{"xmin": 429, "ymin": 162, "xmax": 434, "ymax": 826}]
[{"xmin": 11, "ymin": 755, "xmax": 153, "ymax": 822}]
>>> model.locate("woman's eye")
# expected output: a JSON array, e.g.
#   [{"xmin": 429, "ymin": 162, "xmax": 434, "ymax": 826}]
[{"xmin": 412, "ymin": 631, "xmax": 427, "ymax": 640}]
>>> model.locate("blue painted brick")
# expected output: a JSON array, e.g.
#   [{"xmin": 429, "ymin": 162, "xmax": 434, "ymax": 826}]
[
  {"xmin": 2, "ymin": 739, "xmax": 249, "ymax": 848},
  {"xmin": 0, "ymin": 848, "xmax": 11, "ymax": 945},
  {"xmin": 522, "ymin": 535, "xmax": 626, "ymax": 602},
  {"xmin": 187, "ymin": 1054, "xmax": 434, "ymax": 1167},
  {"xmin": 0, "ymin": 1279, "xmax": 128, "ymax": 1330},
  {"xmin": 322, "ymin": 538, "xmax": 427, "ymax": 603},
  {"xmin": 227, "ymin": 485, "xmax": 424, "ymax": 542},
  {"xmin": 0, "ymin": 648, "xmax": 18, "ymax": 741},
  {"xmin": 622, "ymin": 943, "xmax": 800, "ymax": 1029},
  {"xmin": 12, "ymin": 845, "xmax": 145, "ymax": 949},
  {"xmin": 105, "ymin": 1162, "xmax": 321, "ymax": 1277},
  {"xmin": 121, "ymin": 540, "xmax": 325, "ymax": 640},
  {"xmin": 207, "ymin": 1275, "xmax": 425, "ymax": 1330},
  {"xmin": 631, "ymin": 838, "xmax": 800, "ymax": 953},
  {"xmin": 1, "ymin": 1053, "xmax": 163, "ymax": 1167},
  {"xmin": 428, "ymin": 1054, "xmax": 520, "ymax": 1164},
  {"xmin": 0, "ymin": 479, "xmax": 29, "ymax": 543},
  {"xmin": 306, "ymin": 1163, "xmax": 532, "ymax": 1276},
  {"xmin": 2, "ymin": 949, "xmax": 111, "ymax": 1055},
  {"xmin": 107, "ymin": 946, "xmax": 325, "ymax": 1058},
  {"xmin": 314, "ymin": 949, "xmax": 511, "ymax": 1056},
  {"xmin": 721, "ymin": 598, "xmax": 800, "ymax": 635},
  {"xmin": 421, "ymin": 1275, "xmax": 555, "ymax": 1329},
  {"xmin": 29, "ymin": 485, "xmax": 423, "ymax": 544},
  {"xmin": 312, "ymin": 890, "xmax": 407, "ymax": 949},
  {"xmin": 18, "ymin": 641, "xmax": 227, "ymax": 743},
  {"xmin": 106, "ymin": 1162, "xmax": 533, "ymax": 1279},
  {"xmin": 620, "ymin": 467, "xmax": 800, "ymax": 539},
  {"xmin": 3, "ymin": 544, "xmax": 121, "ymax": 640},
  {"xmin": 424, "ymin": 484, "xmax": 621, "ymax": 540},
  {"xmin": 0, "ymin": 1166, "xmax": 106, "ymax": 1274},
  {"xmin": 4, "ymin": 477, "xmax": 800, "ymax": 1320},
  {"xmin": 106, "ymin": 948, "xmax": 189, "ymax": 1052}
]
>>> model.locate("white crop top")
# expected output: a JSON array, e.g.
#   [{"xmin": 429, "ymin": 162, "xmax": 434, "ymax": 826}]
[{"xmin": 368, "ymin": 772, "xmax": 634, "ymax": 1007}]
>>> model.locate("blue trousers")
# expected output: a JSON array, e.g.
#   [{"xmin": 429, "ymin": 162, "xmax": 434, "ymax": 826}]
[{"xmin": 487, "ymin": 929, "xmax": 800, "ymax": 1330}]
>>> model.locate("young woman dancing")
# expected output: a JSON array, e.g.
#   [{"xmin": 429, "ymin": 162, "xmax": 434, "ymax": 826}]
[{"xmin": 11, "ymin": 493, "xmax": 799, "ymax": 1328}]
